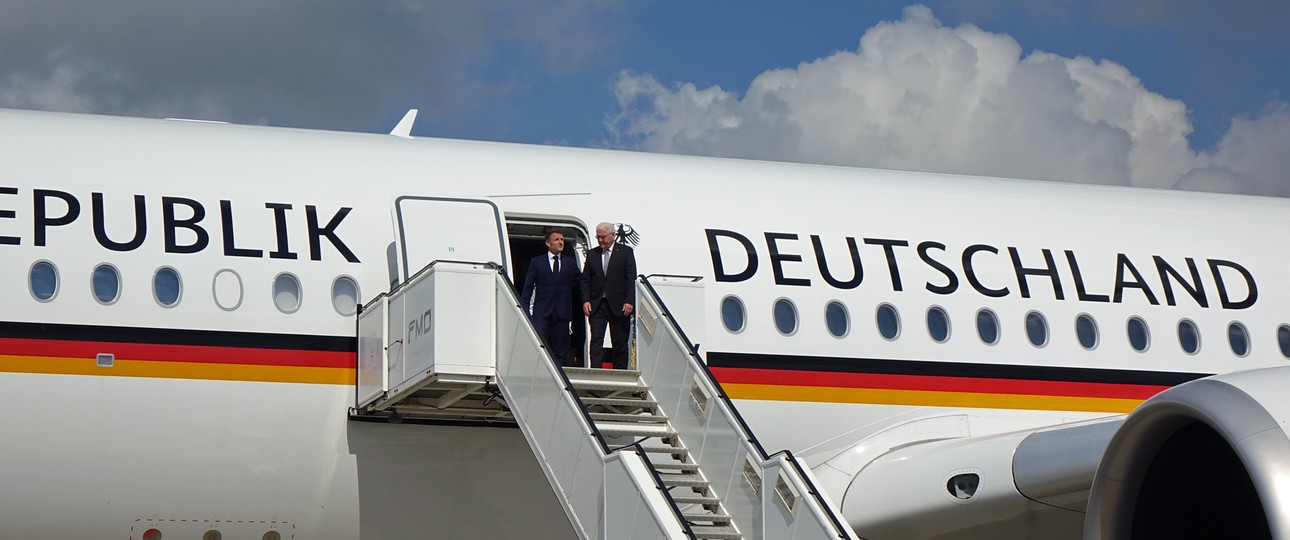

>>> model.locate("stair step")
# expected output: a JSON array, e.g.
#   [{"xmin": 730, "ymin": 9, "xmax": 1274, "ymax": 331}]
[
  {"xmin": 581, "ymin": 397, "xmax": 659, "ymax": 408},
  {"xmin": 638, "ymin": 444, "xmax": 687, "ymax": 454},
  {"xmin": 684, "ymin": 512, "xmax": 732, "ymax": 525},
  {"xmin": 597, "ymin": 422, "xmax": 676, "ymax": 438},
  {"xmin": 652, "ymin": 462, "xmax": 700, "ymax": 473},
  {"xmin": 562, "ymin": 366, "xmax": 641, "ymax": 380},
  {"xmin": 670, "ymin": 494, "xmax": 720, "ymax": 505},
  {"xmin": 588, "ymin": 412, "xmax": 669, "ymax": 423},
  {"xmin": 567, "ymin": 378, "xmax": 650, "ymax": 392},
  {"xmin": 661, "ymin": 476, "xmax": 710, "ymax": 488},
  {"xmin": 690, "ymin": 525, "xmax": 742, "ymax": 540}
]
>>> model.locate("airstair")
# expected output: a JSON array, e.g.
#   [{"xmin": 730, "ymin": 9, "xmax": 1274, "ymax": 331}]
[{"xmin": 354, "ymin": 260, "xmax": 856, "ymax": 540}]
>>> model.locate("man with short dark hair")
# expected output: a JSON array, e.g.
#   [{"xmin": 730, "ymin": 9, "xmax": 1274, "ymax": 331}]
[
  {"xmin": 520, "ymin": 230, "xmax": 580, "ymax": 364},
  {"xmin": 581, "ymin": 222, "xmax": 636, "ymax": 369}
]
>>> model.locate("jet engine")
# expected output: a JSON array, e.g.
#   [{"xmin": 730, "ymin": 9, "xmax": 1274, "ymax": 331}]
[{"xmin": 1084, "ymin": 366, "xmax": 1290, "ymax": 540}]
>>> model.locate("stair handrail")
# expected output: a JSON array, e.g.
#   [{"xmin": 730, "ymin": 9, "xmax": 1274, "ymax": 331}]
[
  {"xmin": 493, "ymin": 267, "xmax": 614, "ymax": 451},
  {"xmin": 630, "ymin": 442, "xmax": 700, "ymax": 540},
  {"xmin": 492, "ymin": 266, "xmax": 698, "ymax": 539},
  {"xmin": 637, "ymin": 275, "xmax": 765, "ymax": 454},
  {"xmin": 638, "ymin": 275, "xmax": 857, "ymax": 539}
]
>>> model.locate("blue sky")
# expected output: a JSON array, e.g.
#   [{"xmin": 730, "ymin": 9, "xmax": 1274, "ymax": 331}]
[
  {"xmin": 400, "ymin": 1, "xmax": 1289, "ymax": 151},
  {"xmin": 1, "ymin": 1, "xmax": 1287, "ymax": 195}
]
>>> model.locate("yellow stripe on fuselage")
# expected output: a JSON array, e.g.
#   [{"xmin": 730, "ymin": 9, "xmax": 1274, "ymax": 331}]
[
  {"xmin": 0, "ymin": 354, "xmax": 355, "ymax": 385},
  {"xmin": 722, "ymin": 383, "xmax": 1141, "ymax": 413}
]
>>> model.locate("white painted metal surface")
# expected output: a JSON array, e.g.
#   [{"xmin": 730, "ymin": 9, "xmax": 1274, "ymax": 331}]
[
  {"xmin": 634, "ymin": 276, "xmax": 857, "ymax": 540},
  {"xmin": 493, "ymin": 265, "xmax": 690, "ymax": 539},
  {"xmin": 5, "ymin": 109, "xmax": 1290, "ymax": 537}
]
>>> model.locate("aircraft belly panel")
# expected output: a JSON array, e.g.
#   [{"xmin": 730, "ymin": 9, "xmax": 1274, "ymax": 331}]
[{"xmin": 0, "ymin": 374, "xmax": 574, "ymax": 539}]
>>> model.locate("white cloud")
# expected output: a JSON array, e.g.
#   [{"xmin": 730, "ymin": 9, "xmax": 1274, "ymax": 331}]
[
  {"xmin": 1177, "ymin": 104, "xmax": 1290, "ymax": 196},
  {"xmin": 608, "ymin": 5, "xmax": 1290, "ymax": 197}
]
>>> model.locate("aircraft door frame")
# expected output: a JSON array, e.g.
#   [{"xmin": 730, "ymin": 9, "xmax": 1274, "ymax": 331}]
[{"xmin": 393, "ymin": 196, "xmax": 509, "ymax": 282}]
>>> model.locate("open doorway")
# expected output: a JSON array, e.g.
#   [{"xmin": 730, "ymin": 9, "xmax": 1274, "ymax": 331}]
[{"xmin": 506, "ymin": 217, "xmax": 590, "ymax": 368}]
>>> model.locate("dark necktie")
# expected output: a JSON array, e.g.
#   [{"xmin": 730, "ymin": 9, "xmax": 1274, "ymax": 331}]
[{"xmin": 552, "ymin": 255, "xmax": 559, "ymax": 274}]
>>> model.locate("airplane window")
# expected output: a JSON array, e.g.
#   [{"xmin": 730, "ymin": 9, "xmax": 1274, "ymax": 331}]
[
  {"xmin": 976, "ymin": 309, "xmax": 1000, "ymax": 345},
  {"xmin": 212, "ymin": 269, "xmax": 244, "ymax": 311},
  {"xmin": 92, "ymin": 264, "xmax": 121, "ymax": 305},
  {"xmin": 1178, "ymin": 319, "xmax": 1201, "ymax": 355},
  {"xmin": 773, "ymin": 298, "xmax": 798, "ymax": 336},
  {"xmin": 29, "ymin": 260, "xmax": 59, "ymax": 302},
  {"xmin": 1127, "ymin": 317, "xmax": 1150, "ymax": 352},
  {"xmin": 721, "ymin": 295, "xmax": 746, "ymax": 333},
  {"xmin": 331, "ymin": 276, "xmax": 360, "ymax": 317},
  {"xmin": 273, "ymin": 272, "xmax": 302, "ymax": 314},
  {"xmin": 926, "ymin": 306, "xmax": 950, "ymax": 343},
  {"xmin": 1279, "ymin": 324, "xmax": 1290, "ymax": 359},
  {"xmin": 1025, "ymin": 311, "xmax": 1048, "ymax": 347},
  {"xmin": 153, "ymin": 267, "xmax": 181, "ymax": 307},
  {"xmin": 825, "ymin": 301, "xmax": 849, "ymax": 338},
  {"xmin": 876, "ymin": 303, "xmax": 900, "ymax": 341},
  {"xmin": 1228, "ymin": 322, "xmax": 1250, "ymax": 357},
  {"xmin": 1076, "ymin": 314, "xmax": 1098, "ymax": 350}
]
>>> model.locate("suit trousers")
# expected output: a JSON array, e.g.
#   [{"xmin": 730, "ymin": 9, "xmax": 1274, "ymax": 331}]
[
  {"xmin": 533, "ymin": 315, "xmax": 571, "ymax": 365},
  {"xmin": 588, "ymin": 300, "xmax": 631, "ymax": 369}
]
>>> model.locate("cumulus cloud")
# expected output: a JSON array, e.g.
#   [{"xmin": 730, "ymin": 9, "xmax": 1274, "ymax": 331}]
[
  {"xmin": 0, "ymin": 0, "xmax": 623, "ymax": 130},
  {"xmin": 608, "ymin": 5, "xmax": 1290, "ymax": 197}
]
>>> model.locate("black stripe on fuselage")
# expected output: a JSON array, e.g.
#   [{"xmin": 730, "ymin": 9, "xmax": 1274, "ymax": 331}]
[
  {"xmin": 707, "ymin": 351, "xmax": 1208, "ymax": 387},
  {"xmin": 0, "ymin": 320, "xmax": 354, "ymax": 352}
]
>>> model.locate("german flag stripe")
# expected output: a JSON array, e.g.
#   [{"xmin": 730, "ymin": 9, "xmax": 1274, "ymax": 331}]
[
  {"xmin": 0, "ymin": 354, "xmax": 353, "ymax": 385},
  {"xmin": 706, "ymin": 352, "xmax": 1209, "ymax": 413},
  {"xmin": 0, "ymin": 337, "xmax": 353, "ymax": 368},
  {"xmin": 0, "ymin": 321, "xmax": 355, "ymax": 385},
  {"xmin": 717, "ymin": 382, "xmax": 1143, "ymax": 413},
  {"xmin": 708, "ymin": 366, "xmax": 1168, "ymax": 400}
]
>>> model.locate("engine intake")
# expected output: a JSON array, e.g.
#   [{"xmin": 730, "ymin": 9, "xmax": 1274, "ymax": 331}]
[{"xmin": 1085, "ymin": 367, "xmax": 1290, "ymax": 539}]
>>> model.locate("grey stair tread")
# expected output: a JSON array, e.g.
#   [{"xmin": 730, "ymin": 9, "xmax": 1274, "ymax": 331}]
[
  {"xmin": 662, "ymin": 476, "xmax": 710, "ymax": 488},
  {"xmin": 588, "ymin": 412, "xmax": 669, "ymax": 423},
  {"xmin": 639, "ymin": 445, "xmax": 688, "ymax": 455},
  {"xmin": 562, "ymin": 367, "xmax": 641, "ymax": 379},
  {"xmin": 581, "ymin": 397, "xmax": 659, "ymax": 407},
  {"xmin": 652, "ymin": 462, "xmax": 700, "ymax": 472},
  {"xmin": 568, "ymin": 379, "xmax": 649, "ymax": 391},
  {"xmin": 689, "ymin": 525, "xmax": 742, "ymax": 540},
  {"xmin": 597, "ymin": 422, "xmax": 676, "ymax": 437},
  {"xmin": 683, "ymin": 512, "xmax": 732, "ymax": 524},
  {"xmin": 671, "ymin": 494, "xmax": 720, "ymax": 505}
]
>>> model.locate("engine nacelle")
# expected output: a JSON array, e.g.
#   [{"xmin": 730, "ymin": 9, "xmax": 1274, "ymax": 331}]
[
  {"xmin": 1085, "ymin": 366, "xmax": 1290, "ymax": 540},
  {"xmin": 839, "ymin": 417, "xmax": 1120, "ymax": 539}
]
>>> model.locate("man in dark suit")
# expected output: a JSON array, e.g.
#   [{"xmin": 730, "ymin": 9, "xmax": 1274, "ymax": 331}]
[
  {"xmin": 520, "ymin": 230, "xmax": 581, "ymax": 364},
  {"xmin": 581, "ymin": 222, "xmax": 636, "ymax": 369}
]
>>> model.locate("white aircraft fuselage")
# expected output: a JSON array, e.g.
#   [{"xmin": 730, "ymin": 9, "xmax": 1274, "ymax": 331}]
[{"xmin": 1, "ymin": 109, "xmax": 1287, "ymax": 539}]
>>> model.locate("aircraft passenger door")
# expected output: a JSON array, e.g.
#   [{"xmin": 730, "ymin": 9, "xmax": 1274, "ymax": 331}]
[{"xmin": 393, "ymin": 196, "xmax": 509, "ymax": 282}]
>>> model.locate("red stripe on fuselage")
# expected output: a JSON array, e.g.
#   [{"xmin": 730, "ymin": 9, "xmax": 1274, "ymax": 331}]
[
  {"xmin": 709, "ymin": 366, "xmax": 1167, "ymax": 400},
  {"xmin": 0, "ymin": 337, "xmax": 352, "ymax": 369}
]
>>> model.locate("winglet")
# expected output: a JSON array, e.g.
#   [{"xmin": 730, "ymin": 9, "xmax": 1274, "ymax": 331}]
[{"xmin": 390, "ymin": 109, "xmax": 418, "ymax": 138}]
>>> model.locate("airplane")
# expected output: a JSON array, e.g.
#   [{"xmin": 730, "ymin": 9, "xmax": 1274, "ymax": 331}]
[{"xmin": 1, "ymin": 106, "xmax": 1287, "ymax": 539}]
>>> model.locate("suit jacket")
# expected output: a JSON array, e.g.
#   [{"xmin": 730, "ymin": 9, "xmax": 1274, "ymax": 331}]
[
  {"xmin": 520, "ymin": 252, "xmax": 580, "ymax": 320},
  {"xmin": 581, "ymin": 243, "xmax": 636, "ymax": 312}
]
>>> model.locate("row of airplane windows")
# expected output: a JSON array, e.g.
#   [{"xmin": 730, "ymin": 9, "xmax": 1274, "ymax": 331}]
[
  {"xmin": 720, "ymin": 295, "xmax": 1290, "ymax": 359},
  {"xmin": 26, "ymin": 261, "xmax": 361, "ymax": 317}
]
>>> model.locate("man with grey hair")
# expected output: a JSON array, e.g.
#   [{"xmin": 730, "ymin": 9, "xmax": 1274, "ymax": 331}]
[{"xmin": 581, "ymin": 222, "xmax": 636, "ymax": 369}]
